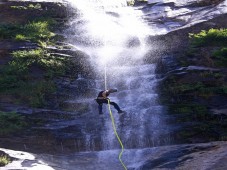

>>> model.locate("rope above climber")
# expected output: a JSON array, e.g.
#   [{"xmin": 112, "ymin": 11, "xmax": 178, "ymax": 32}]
[{"xmin": 95, "ymin": 89, "xmax": 125, "ymax": 115}]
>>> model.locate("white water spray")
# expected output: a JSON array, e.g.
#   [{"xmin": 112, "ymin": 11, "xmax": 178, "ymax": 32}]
[{"xmin": 65, "ymin": 0, "xmax": 171, "ymax": 151}]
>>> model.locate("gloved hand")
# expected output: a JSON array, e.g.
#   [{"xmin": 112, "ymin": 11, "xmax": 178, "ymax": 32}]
[{"xmin": 109, "ymin": 89, "xmax": 117, "ymax": 93}]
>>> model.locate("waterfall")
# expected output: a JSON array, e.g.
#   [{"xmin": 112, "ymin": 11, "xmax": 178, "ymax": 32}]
[{"xmin": 63, "ymin": 0, "xmax": 172, "ymax": 151}]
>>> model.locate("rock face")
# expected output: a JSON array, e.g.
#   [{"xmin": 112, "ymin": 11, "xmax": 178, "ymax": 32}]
[
  {"xmin": 152, "ymin": 0, "xmax": 227, "ymax": 144},
  {"xmin": 0, "ymin": 0, "xmax": 95, "ymax": 155},
  {"xmin": 144, "ymin": 0, "xmax": 227, "ymax": 57},
  {"xmin": 146, "ymin": 13, "xmax": 227, "ymax": 59},
  {"xmin": 132, "ymin": 141, "xmax": 227, "ymax": 170},
  {"xmin": 0, "ymin": 0, "xmax": 94, "ymax": 107}
]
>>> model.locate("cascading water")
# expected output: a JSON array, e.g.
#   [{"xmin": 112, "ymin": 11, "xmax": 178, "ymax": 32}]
[{"xmin": 63, "ymin": 0, "xmax": 173, "ymax": 152}]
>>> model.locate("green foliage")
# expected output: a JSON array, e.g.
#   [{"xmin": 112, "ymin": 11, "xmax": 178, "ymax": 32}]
[
  {"xmin": 15, "ymin": 21, "xmax": 55, "ymax": 44},
  {"xmin": 127, "ymin": 0, "xmax": 148, "ymax": 6},
  {"xmin": 213, "ymin": 47, "xmax": 227, "ymax": 58},
  {"xmin": 212, "ymin": 47, "xmax": 227, "ymax": 66},
  {"xmin": 178, "ymin": 123, "xmax": 214, "ymax": 139},
  {"xmin": 0, "ymin": 49, "xmax": 43, "ymax": 90},
  {"xmin": 18, "ymin": 80, "xmax": 56, "ymax": 107},
  {"xmin": 15, "ymin": 34, "xmax": 26, "ymax": 40},
  {"xmin": 0, "ymin": 19, "xmax": 55, "ymax": 45},
  {"xmin": 127, "ymin": 0, "xmax": 135, "ymax": 6},
  {"xmin": 221, "ymin": 136, "xmax": 227, "ymax": 140},
  {"xmin": 189, "ymin": 28, "xmax": 227, "ymax": 47},
  {"xmin": 11, "ymin": 49, "xmax": 67, "ymax": 76},
  {"xmin": 11, "ymin": 3, "xmax": 42, "ymax": 10},
  {"xmin": 0, "ymin": 111, "xmax": 27, "ymax": 135},
  {"xmin": 28, "ymin": 3, "xmax": 42, "ymax": 10},
  {"xmin": 10, "ymin": 5, "xmax": 27, "ymax": 10},
  {"xmin": 0, "ymin": 47, "xmax": 68, "ymax": 107},
  {"xmin": 169, "ymin": 104, "xmax": 208, "ymax": 119},
  {"xmin": 12, "ymin": 49, "xmax": 44, "ymax": 67},
  {"xmin": 0, "ymin": 13, "xmax": 68, "ymax": 108},
  {"xmin": 221, "ymin": 86, "xmax": 227, "ymax": 94},
  {"xmin": 199, "ymin": 72, "xmax": 224, "ymax": 79},
  {"xmin": 167, "ymin": 82, "xmax": 204, "ymax": 94},
  {"xmin": 0, "ymin": 24, "xmax": 22, "ymax": 39},
  {"xmin": 0, "ymin": 155, "xmax": 11, "ymax": 167},
  {"xmin": 0, "ymin": 80, "xmax": 56, "ymax": 107},
  {"xmin": 165, "ymin": 80, "xmax": 227, "ymax": 98}
]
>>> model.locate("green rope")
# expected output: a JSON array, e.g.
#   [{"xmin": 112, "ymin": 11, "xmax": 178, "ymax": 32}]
[
  {"xmin": 104, "ymin": 61, "xmax": 127, "ymax": 169},
  {"xmin": 107, "ymin": 99, "xmax": 127, "ymax": 170}
]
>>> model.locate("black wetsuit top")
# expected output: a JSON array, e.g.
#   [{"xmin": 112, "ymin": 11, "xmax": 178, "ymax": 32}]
[{"xmin": 97, "ymin": 91, "xmax": 109, "ymax": 98}]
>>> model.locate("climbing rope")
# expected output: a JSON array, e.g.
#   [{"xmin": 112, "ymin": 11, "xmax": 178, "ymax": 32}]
[
  {"xmin": 107, "ymin": 99, "xmax": 127, "ymax": 170},
  {"xmin": 104, "ymin": 64, "xmax": 127, "ymax": 170},
  {"xmin": 104, "ymin": 63, "xmax": 107, "ymax": 90}
]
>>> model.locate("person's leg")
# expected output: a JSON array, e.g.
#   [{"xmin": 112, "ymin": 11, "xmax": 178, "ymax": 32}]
[
  {"xmin": 98, "ymin": 104, "xmax": 103, "ymax": 114},
  {"xmin": 98, "ymin": 99, "xmax": 124, "ymax": 114},
  {"xmin": 96, "ymin": 99, "xmax": 104, "ymax": 114},
  {"xmin": 109, "ymin": 101, "xmax": 122, "ymax": 113}
]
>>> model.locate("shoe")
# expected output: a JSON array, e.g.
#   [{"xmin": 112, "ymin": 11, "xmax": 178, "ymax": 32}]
[{"xmin": 118, "ymin": 110, "xmax": 126, "ymax": 114}]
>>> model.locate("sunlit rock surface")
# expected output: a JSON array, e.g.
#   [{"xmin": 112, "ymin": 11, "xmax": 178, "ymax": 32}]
[
  {"xmin": 0, "ymin": 148, "xmax": 54, "ymax": 170},
  {"xmin": 143, "ymin": 0, "xmax": 227, "ymax": 34}
]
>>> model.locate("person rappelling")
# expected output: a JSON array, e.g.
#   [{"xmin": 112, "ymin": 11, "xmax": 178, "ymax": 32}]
[{"xmin": 96, "ymin": 89, "xmax": 125, "ymax": 115}]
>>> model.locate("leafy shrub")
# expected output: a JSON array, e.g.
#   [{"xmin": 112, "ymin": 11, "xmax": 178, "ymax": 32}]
[
  {"xmin": 221, "ymin": 86, "xmax": 227, "ymax": 94},
  {"xmin": 0, "ymin": 155, "xmax": 11, "ymax": 167},
  {"xmin": 213, "ymin": 47, "xmax": 227, "ymax": 58},
  {"xmin": 0, "ymin": 19, "xmax": 55, "ymax": 45},
  {"xmin": 189, "ymin": 28, "xmax": 227, "ymax": 47},
  {"xmin": 15, "ymin": 34, "xmax": 26, "ymax": 40},
  {"xmin": 0, "ymin": 111, "xmax": 27, "ymax": 135},
  {"xmin": 0, "ymin": 16, "xmax": 65, "ymax": 108},
  {"xmin": 0, "ymin": 49, "xmax": 43, "ymax": 91},
  {"xmin": 11, "ymin": 49, "xmax": 67, "ymax": 76},
  {"xmin": 11, "ymin": 49, "xmax": 44, "ymax": 66},
  {"xmin": 0, "ymin": 48, "xmax": 65, "ymax": 107},
  {"xmin": 212, "ymin": 47, "xmax": 227, "ymax": 66},
  {"xmin": 11, "ymin": 3, "xmax": 42, "ymax": 10},
  {"xmin": 127, "ymin": 0, "xmax": 135, "ymax": 6},
  {"xmin": 0, "ymin": 24, "xmax": 22, "ymax": 39},
  {"xmin": 16, "ymin": 80, "xmax": 56, "ymax": 107},
  {"xmin": 25, "ymin": 21, "xmax": 54, "ymax": 40},
  {"xmin": 28, "ymin": 3, "xmax": 42, "ymax": 10},
  {"xmin": 169, "ymin": 82, "xmax": 204, "ymax": 94},
  {"xmin": 10, "ymin": 5, "xmax": 27, "ymax": 10}
]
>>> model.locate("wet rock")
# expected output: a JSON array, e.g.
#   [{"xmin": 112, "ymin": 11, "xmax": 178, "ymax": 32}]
[
  {"xmin": 189, "ymin": 0, "xmax": 225, "ymax": 7},
  {"xmin": 133, "ymin": 0, "xmax": 149, "ymax": 6},
  {"xmin": 3, "ymin": 141, "xmax": 224, "ymax": 170},
  {"xmin": 59, "ymin": 100, "xmax": 90, "ymax": 113},
  {"xmin": 134, "ymin": 141, "xmax": 227, "ymax": 170},
  {"xmin": 212, "ymin": 108, "xmax": 227, "ymax": 116}
]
